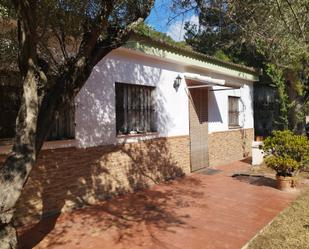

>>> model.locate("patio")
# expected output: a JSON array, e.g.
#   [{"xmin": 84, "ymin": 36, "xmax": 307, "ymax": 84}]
[{"xmin": 18, "ymin": 160, "xmax": 299, "ymax": 249}]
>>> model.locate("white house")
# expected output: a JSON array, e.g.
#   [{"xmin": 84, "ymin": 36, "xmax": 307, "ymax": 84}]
[
  {"xmin": 75, "ymin": 35, "xmax": 257, "ymax": 171},
  {"xmin": 0, "ymin": 34, "xmax": 258, "ymax": 225}
]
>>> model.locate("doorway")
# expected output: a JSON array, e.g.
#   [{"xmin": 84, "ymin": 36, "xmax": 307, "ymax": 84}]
[{"xmin": 188, "ymin": 88, "xmax": 209, "ymax": 172}]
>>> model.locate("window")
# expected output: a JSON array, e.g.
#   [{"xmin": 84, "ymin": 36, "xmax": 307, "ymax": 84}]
[
  {"xmin": 0, "ymin": 76, "xmax": 75, "ymax": 141},
  {"xmin": 228, "ymin": 96, "xmax": 240, "ymax": 128},
  {"xmin": 46, "ymin": 102, "xmax": 75, "ymax": 141},
  {"xmin": 115, "ymin": 83, "xmax": 156, "ymax": 135},
  {"xmin": 0, "ymin": 85, "xmax": 22, "ymax": 139}
]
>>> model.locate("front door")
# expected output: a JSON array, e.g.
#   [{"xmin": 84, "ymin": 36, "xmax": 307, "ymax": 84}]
[{"xmin": 189, "ymin": 88, "xmax": 209, "ymax": 171}]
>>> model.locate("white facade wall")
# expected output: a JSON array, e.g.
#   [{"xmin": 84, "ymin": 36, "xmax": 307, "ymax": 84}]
[
  {"xmin": 75, "ymin": 50, "xmax": 189, "ymax": 147},
  {"xmin": 208, "ymin": 83, "xmax": 254, "ymax": 133},
  {"xmin": 75, "ymin": 49, "xmax": 254, "ymax": 148}
]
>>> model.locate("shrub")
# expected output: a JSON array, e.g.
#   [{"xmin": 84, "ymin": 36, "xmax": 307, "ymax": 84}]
[{"xmin": 263, "ymin": 130, "xmax": 309, "ymax": 177}]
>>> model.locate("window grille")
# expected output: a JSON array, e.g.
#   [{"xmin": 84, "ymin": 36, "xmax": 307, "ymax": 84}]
[{"xmin": 115, "ymin": 83, "xmax": 156, "ymax": 135}]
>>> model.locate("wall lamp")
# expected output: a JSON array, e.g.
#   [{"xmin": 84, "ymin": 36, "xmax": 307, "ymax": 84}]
[{"xmin": 173, "ymin": 75, "xmax": 182, "ymax": 91}]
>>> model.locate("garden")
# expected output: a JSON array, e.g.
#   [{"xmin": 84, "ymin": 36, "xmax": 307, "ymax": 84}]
[{"xmin": 245, "ymin": 130, "xmax": 309, "ymax": 248}]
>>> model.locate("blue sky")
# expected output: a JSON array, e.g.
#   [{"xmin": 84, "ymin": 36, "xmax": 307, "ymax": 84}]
[{"xmin": 146, "ymin": 0, "xmax": 199, "ymax": 41}]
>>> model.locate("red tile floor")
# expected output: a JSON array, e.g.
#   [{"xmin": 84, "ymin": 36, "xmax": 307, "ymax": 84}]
[{"xmin": 19, "ymin": 160, "xmax": 299, "ymax": 249}]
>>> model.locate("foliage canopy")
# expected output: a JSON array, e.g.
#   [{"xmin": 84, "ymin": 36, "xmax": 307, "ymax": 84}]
[
  {"xmin": 182, "ymin": 0, "xmax": 309, "ymax": 133},
  {"xmin": 263, "ymin": 130, "xmax": 309, "ymax": 176}
]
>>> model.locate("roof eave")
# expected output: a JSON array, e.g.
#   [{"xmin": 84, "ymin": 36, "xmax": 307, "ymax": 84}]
[{"xmin": 122, "ymin": 39, "xmax": 259, "ymax": 82}]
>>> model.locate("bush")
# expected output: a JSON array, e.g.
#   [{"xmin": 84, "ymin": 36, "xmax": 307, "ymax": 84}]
[{"xmin": 263, "ymin": 130, "xmax": 309, "ymax": 176}]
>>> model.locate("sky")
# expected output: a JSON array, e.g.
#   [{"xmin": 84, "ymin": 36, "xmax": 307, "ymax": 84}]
[{"xmin": 146, "ymin": 0, "xmax": 199, "ymax": 42}]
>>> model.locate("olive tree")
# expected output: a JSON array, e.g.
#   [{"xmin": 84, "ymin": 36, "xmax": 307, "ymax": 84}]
[{"xmin": 0, "ymin": 1, "xmax": 154, "ymax": 248}]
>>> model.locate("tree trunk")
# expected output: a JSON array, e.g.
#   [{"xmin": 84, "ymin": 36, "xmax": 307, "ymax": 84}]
[
  {"xmin": 0, "ymin": 156, "xmax": 35, "ymax": 249},
  {"xmin": 0, "ymin": 66, "xmax": 38, "ymax": 249},
  {"xmin": 0, "ymin": 57, "xmax": 96, "ymax": 248},
  {"xmin": 0, "ymin": 4, "xmax": 151, "ymax": 246},
  {"xmin": 286, "ymin": 69, "xmax": 306, "ymax": 134},
  {"xmin": 0, "ymin": 46, "xmax": 107, "ymax": 246},
  {"xmin": 0, "ymin": 223, "xmax": 17, "ymax": 249}
]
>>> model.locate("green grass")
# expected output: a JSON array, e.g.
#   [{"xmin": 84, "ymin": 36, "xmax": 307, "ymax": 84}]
[{"xmin": 246, "ymin": 188, "xmax": 309, "ymax": 249}]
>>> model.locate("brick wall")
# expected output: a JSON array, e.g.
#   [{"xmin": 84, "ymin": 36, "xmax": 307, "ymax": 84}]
[
  {"xmin": 208, "ymin": 128, "xmax": 254, "ymax": 167},
  {"xmin": 0, "ymin": 136, "xmax": 190, "ymax": 226}
]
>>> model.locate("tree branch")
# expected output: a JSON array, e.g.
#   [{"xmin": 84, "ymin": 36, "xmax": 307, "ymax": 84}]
[{"xmin": 284, "ymin": 0, "xmax": 306, "ymax": 39}]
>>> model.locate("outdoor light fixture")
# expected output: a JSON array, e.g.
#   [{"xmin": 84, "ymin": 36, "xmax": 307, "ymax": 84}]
[{"xmin": 173, "ymin": 74, "xmax": 182, "ymax": 91}]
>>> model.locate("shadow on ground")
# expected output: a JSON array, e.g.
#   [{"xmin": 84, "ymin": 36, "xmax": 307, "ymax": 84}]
[
  {"xmin": 0, "ymin": 135, "xmax": 191, "ymax": 248},
  {"xmin": 18, "ymin": 176, "xmax": 203, "ymax": 249},
  {"xmin": 232, "ymin": 174, "xmax": 277, "ymax": 189}
]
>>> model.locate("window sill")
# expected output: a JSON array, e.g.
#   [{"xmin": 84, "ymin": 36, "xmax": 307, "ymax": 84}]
[
  {"xmin": 116, "ymin": 132, "xmax": 159, "ymax": 139},
  {"xmin": 0, "ymin": 139, "xmax": 76, "ymax": 155},
  {"xmin": 42, "ymin": 139, "xmax": 77, "ymax": 150},
  {"xmin": 228, "ymin": 125, "xmax": 242, "ymax": 130}
]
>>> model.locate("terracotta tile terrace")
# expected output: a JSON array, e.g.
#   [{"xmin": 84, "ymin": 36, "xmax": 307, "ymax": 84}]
[{"xmin": 19, "ymin": 160, "xmax": 299, "ymax": 249}]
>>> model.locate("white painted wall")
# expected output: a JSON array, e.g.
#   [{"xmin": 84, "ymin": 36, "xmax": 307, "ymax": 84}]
[
  {"xmin": 208, "ymin": 83, "xmax": 254, "ymax": 133},
  {"xmin": 75, "ymin": 48, "xmax": 255, "ymax": 148},
  {"xmin": 75, "ymin": 49, "xmax": 189, "ymax": 148}
]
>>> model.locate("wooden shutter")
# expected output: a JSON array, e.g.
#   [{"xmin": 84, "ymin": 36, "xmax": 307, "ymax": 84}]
[{"xmin": 228, "ymin": 96, "xmax": 240, "ymax": 127}]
